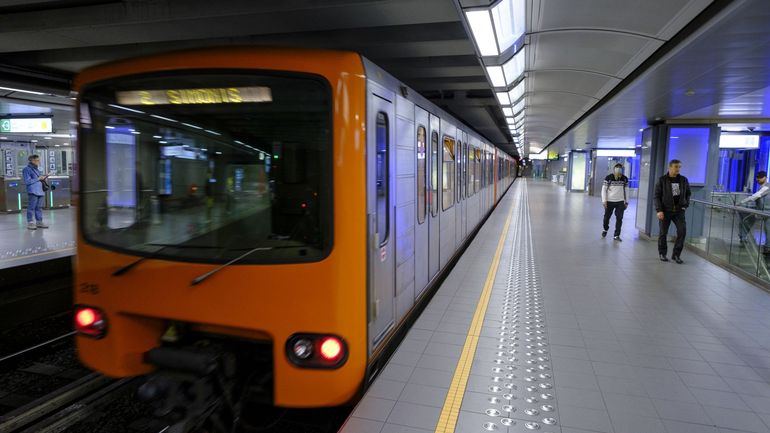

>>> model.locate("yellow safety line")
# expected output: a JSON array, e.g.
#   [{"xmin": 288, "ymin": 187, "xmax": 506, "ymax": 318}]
[{"xmin": 434, "ymin": 197, "xmax": 515, "ymax": 433}]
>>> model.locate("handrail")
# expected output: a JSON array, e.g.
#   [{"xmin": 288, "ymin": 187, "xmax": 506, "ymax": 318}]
[{"xmin": 690, "ymin": 198, "xmax": 770, "ymax": 218}]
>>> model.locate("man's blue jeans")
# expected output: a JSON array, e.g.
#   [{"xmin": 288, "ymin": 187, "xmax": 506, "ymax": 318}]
[{"xmin": 27, "ymin": 194, "xmax": 43, "ymax": 223}]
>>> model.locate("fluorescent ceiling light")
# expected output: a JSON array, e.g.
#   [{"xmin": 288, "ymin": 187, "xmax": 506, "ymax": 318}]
[
  {"xmin": 204, "ymin": 129, "xmax": 222, "ymax": 136},
  {"xmin": 0, "ymin": 86, "xmax": 46, "ymax": 95},
  {"xmin": 108, "ymin": 104, "xmax": 144, "ymax": 114},
  {"xmin": 501, "ymin": 47, "xmax": 526, "ymax": 86},
  {"xmin": 491, "ymin": 0, "xmax": 526, "ymax": 54},
  {"xmin": 502, "ymin": 107, "xmax": 513, "ymax": 117},
  {"xmin": 595, "ymin": 149, "xmax": 636, "ymax": 157},
  {"xmin": 150, "ymin": 114, "xmax": 178, "ymax": 123},
  {"xmin": 465, "ymin": 9, "xmax": 498, "ymax": 56},
  {"xmin": 506, "ymin": 117, "xmax": 516, "ymax": 125},
  {"xmin": 508, "ymin": 79, "xmax": 525, "ymax": 103},
  {"xmin": 182, "ymin": 122, "xmax": 203, "ymax": 130},
  {"xmin": 486, "ymin": 65, "xmax": 506, "ymax": 88},
  {"xmin": 495, "ymin": 91, "xmax": 511, "ymax": 105}
]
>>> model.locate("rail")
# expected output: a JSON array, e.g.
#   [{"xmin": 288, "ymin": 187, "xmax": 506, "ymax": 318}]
[{"xmin": 684, "ymin": 198, "xmax": 770, "ymax": 287}]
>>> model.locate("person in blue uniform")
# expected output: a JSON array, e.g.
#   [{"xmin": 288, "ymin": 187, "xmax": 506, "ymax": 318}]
[{"xmin": 21, "ymin": 154, "xmax": 49, "ymax": 230}]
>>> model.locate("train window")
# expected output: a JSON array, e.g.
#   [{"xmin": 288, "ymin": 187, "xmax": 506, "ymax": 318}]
[
  {"xmin": 468, "ymin": 147, "xmax": 475, "ymax": 196},
  {"xmin": 416, "ymin": 125, "xmax": 427, "ymax": 225},
  {"xmin": 475, "ymin": 149, "xmax": 481, "ymax": 192},
  {"xmin": 442, "ymin": 136, "xmax": 455, "ymax": 211},
  {"xmin": 430, "ymin": 131, "xmax": 438, "ymax": 217},
  {"xmin": 78, "ymin": 71, "xmax": 333, "ymax": 264},
  {"xmin": 376, "ymin": 112, "xmax": 389, "ymax": 245}
]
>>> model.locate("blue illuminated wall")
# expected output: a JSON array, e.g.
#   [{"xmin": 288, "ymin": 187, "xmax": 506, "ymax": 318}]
[{"xmin": 667, "ymin": 127, "xmax": 709, "ymax": 184}]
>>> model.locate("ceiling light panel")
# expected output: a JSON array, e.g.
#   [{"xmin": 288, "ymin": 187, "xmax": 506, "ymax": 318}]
[
  {"xmin": 496, "ymin": 91, "xmax": 511, "ymax": 105},
  {"xmin": 465, "ymin": 9, "xmax": 499, "ymax": 56},
  {"xmin": 512, "ymin": 100, "xmax": 525, "ymax": 114},
  {"xmin": 502, "ymin": 107, "xmax": 514, "ymax": 117},
  {"xmin": 502, "ymin": 47, "xmax": 526, "ymax": 85},
  {"xmin": 508, "ymin": 79, "xmax": 525, "ymax": 103},
  {"xmin": 491, "ymin": 0, "xmax": 526, "ymax": 54},
  {"xmin": 486, "ymin": 65, "xmax": 506, "ymax": 87}
]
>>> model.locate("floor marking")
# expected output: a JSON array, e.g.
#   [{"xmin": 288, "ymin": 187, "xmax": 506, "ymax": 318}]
[{"xmin": 434, "ymin": 190, "xmax": 516, "ymax": 433}]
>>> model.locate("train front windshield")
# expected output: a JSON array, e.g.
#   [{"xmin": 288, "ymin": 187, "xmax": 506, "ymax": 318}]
[{"xmin": 78, "ymin": 71, "xmax": 333, "ymax": 264}]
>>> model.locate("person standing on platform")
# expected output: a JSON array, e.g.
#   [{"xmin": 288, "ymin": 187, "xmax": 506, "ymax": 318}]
[
  {"xmin": 21, "ymin": 154, "xmax": 49, "ymax": 230},
  {"xmin": 601, "ymin": 163, "xmax": 629, "ymax": 241},
  {"xmin": 737, "ymin": 171, "xmax": 770, "ymax": 252},
  {"xmin": 654, "ymin": 159, "xmax": 691, "ymax": 264}
]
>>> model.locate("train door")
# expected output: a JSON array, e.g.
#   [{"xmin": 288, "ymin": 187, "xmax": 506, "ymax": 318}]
[
  {"xmin": 439, "ymin": 121, "xmax": 457, "ymax": 268},
  {"xmin": 367, "ymin": 84, "xmax": 395, "ymax": 349},
  {"xmin": 462, "ymin": 132, "xmax": 469, "ymax": 238},
  {"xmin": 428, "ymin": 114, "xmax": 440, "ymax": 280},
  {"xmin": 414, "ymin": 107, "xmax": 429, "ymax": 298},
  {"xmin": 455, "ymin": 132, "xmax": 464, "ymax": 246},
  {"xmin": 493, "ymin": 150, "xmax": 498, "ymax": 203}
]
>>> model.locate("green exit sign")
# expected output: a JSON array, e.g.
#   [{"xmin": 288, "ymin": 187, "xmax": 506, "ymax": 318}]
[{"xmin": 0, "ymin": 119, "xmax": 10, "ymax": 133}]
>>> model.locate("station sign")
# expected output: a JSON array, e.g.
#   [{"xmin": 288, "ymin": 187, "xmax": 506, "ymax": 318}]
[{"xmin": 0, "ymin": 117, "xmax": 53, "ymax": 133}]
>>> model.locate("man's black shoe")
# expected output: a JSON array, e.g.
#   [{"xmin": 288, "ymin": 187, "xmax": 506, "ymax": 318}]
[
  {"xmin": 673, "ymin": 256, "xmax": 684, "ymax": 264},
  {"xmin": 613, "ymin": 236, "xmax": 622, "ymax": 242},
  {"xmin": 659, "ymin": 255, "xmax": 669, "ymax": 262},
  {"xmin": 601, "ymin": 231, "xmax": 607, "ymax": 238}
]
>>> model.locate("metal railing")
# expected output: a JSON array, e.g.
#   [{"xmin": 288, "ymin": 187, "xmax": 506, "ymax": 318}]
[{"xmin": 684, "ymin": 198, "xmax": 770, "ymax": 284}]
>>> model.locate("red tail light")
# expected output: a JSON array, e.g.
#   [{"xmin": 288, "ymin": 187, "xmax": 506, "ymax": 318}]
[
  {"xmin": 320, "ymin": 337, "xmax": 343, "ymax": 361},
  {"xmin": 74, "ymin": 305, "xmax": 107, "ymax": 338},
  {"xmin": 286, "ymin": 334, "xmax": 347, "ymax": 368}
]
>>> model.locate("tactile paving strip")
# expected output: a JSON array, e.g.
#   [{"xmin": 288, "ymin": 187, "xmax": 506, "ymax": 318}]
[
  {"xmin": 476, "ymin": 182, "xmax": 560, "ymax": 432},
  {"xmin": 0, "ymin": 240, "xmax": 76, "ymax": 259}
]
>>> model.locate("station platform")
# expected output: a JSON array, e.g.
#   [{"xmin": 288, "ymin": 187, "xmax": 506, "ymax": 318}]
[
  {"xmin": 0, "ymin": 207, "xmax": 75, "ymax": 270},
  {"xmin": 341, "ymin": 179, "xmax": 770, "ymax": 433}
]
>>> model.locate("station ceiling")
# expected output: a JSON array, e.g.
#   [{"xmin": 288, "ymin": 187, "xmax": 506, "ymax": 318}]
[{"xmin": 0, "ymin": 0, "xmax": 767, "ymax": 159}]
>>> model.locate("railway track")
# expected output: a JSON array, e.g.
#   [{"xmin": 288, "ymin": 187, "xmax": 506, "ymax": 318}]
[{"xmin": 0, "ymin": 373, "xmax": 129, "ymax": 433}]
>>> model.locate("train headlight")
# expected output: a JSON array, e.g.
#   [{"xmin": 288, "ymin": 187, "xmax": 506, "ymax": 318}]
[
  {"xmin": 74, "ymin": 305, "xmax": 107, "ymax": 339},
  {"xmin": 286, "ymin": 334, "xmax": 348, "ymax": 369},
  {"xmin": 292, "ymin": 339, "xmax": 314, "ymax": 360}
]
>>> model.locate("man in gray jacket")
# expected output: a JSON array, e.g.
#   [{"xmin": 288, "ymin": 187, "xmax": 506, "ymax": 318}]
[{"xmin": 654, "ymin": 160, "xmax": 691, "ymax": 264}]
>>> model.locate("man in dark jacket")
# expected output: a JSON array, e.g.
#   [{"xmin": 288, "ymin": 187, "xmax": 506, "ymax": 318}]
[{"xmin": 654, "ymin": 159, "xmax": 691, "ymax": 264}]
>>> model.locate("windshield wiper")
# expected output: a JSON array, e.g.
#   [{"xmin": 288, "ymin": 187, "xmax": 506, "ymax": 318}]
[
  {"xmin": 190, "ymin": 245, "xmax": 299, "ymax": 286},
  {"xmin": 112, "ymin": 243, "xmax": 220, "ymax": 277}
]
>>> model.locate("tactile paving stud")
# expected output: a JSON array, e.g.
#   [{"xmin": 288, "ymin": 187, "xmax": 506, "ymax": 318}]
[
  {"xmin": 500, "ymin": 418, "xmax": 514, "ymax": 426},
  {"xmin": 483, "ymin": 422, "xmax": 498, "ymax": 431}
]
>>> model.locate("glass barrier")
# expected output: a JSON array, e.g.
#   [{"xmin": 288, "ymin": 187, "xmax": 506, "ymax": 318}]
[{"xmin": 685, "ymin": 198, "xmax": 770, "ymax": 283}]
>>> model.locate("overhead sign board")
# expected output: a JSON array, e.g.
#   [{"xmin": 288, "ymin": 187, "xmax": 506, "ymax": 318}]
[
  {"xmin": 719, "ymin": 134, "xmax": 759, "ymax": 149},
  {"xmin": 0, "ymin": 117, "xmax": 53, "ymax": 133}
]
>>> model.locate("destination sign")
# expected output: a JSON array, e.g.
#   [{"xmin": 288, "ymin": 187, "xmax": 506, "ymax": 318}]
[{"xmin": 116, "ymin": 87, "xmax": 272, "ymax": 106}]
